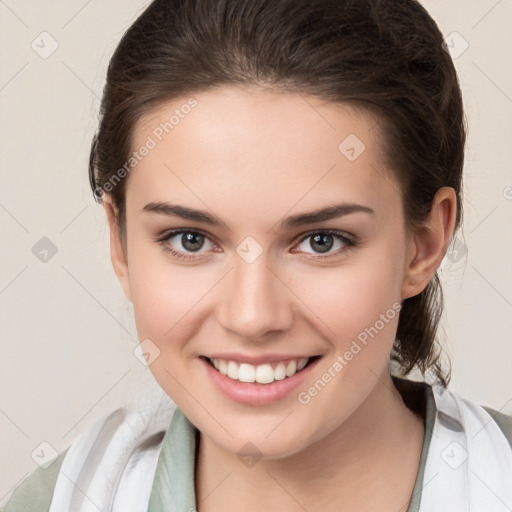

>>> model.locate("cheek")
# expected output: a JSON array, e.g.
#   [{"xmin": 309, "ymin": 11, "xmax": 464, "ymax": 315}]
[
  {"xmin": 292, "ymin": 251, "xmax": 403, "ymax": 340},
  {"xmin": 125, "ymin": 236, "xmax": 204, "ymax": 345},
  {"xmin": 287, "ymin": 257, "xmax": 404, "ymax": 441},
  {"xmin": 286, "ymin": 242, "xmax": 405, "ymax": 396},
  {"xmin": 125, "ymin": 242, "xmax": 211, "ymax": 403}
]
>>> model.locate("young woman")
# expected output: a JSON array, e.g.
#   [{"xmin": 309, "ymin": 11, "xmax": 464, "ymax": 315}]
[{"xmin": 4, "ymin": 0, "xmax": 512, "ymax": 511}]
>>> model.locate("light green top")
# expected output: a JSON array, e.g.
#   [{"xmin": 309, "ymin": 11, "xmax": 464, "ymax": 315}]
[{"xmin": 3, "ymin": 378, "xmax": 512, "ymax": 511}]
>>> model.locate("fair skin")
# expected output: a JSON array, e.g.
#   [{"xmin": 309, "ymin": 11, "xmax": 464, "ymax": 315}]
[{"xmin": 104, "ymin": 86, "xmax": 456, "ymax": 511}]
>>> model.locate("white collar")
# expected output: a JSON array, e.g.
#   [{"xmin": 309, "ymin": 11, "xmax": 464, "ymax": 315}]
[
  {"xmin": 48, "ymin": 382, "xmax": 512, "ymax": 511},
  {"xmin": 419, "ymin": 384, "xmax": 512, "ymax": 511}
]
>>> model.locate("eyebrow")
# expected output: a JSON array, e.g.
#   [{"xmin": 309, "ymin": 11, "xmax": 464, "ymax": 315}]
[{"xmin": 142, "ymin": 201, "xmax": 374, "ymax": 230}]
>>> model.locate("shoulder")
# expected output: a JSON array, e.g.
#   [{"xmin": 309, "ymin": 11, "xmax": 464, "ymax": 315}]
[
  {"xmin": 481, "ymin": 405, "xmax": 512, "ymax": 449},
  {"xmin": 393, "ymin": 375, "xmax": 512, "ymax": 451},
  {"xmin": 1, "ymin": 386, "xmax": 177, "ymax": 512},
  {"xmin": 1, "ymin": 448, "xmax": 68, "ymax": 512},
  {"xmin": 429, "ymin": 382, "xmax": 512, "ymax": 449}
]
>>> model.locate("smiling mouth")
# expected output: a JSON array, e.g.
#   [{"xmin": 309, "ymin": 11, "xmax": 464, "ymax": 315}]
[{"xmin": 201, "ymin": 355, "xmax": 322, "ymax": 385}]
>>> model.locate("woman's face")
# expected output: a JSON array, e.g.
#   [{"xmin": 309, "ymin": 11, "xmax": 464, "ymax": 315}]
[{"xmin": 113, "ymin": 86, "xmax": 417, "ymax": 458}]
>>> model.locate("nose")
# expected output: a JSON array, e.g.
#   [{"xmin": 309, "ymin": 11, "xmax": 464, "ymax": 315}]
[{"xmin": 217, "ymin": 251, "xmax": 294, "ymax": 340}]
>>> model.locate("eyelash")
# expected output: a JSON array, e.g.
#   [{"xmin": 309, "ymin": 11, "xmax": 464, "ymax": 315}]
[{"xmin": 155, "ymin": 228, "xmax": 357, "ymax": 262}]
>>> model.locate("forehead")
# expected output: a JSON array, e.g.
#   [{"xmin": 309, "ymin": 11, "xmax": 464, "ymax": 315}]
[{"xmin": 127, "ymin": 86, "xmax": 400, "ymax": 225}]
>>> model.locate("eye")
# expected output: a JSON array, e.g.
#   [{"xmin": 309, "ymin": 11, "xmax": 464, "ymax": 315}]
[
  {"xmin": 156, "ymin": 228, "xmax": 357, "ymax": 262},
  {"xmin": 292, "ymin": 229, "xmax": 356, "ymax": 258},
  {"xmin": 156, "ymin": 229, "xmax": 217, "ymax": 261}
]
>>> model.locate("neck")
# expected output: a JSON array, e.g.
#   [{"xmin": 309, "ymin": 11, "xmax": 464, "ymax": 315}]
[{"xmin": 195, "ymin": 370, "xmax": 425, "ymax": 512}]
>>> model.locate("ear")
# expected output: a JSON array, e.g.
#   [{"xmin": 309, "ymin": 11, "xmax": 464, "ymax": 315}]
[
  {"xmin": 402, "ymin": 187, "xmax": 458, "ymax": 299},
  {"xmin": 103, "ymin": 196, "xmax": 133, "ymax": 302}
]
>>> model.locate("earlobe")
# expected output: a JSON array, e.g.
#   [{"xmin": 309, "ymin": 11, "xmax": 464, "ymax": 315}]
[
  {"xmin": 103, "ymin": 197, "xmax": 133, "ymax": 302},
  {"xmin": 401, "ymin": 187, "xmax": 457, "ymax": 299}
]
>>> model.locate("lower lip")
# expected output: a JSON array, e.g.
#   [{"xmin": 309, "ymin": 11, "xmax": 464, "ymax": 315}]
[{"xmin": 199, "ymin": 356, "xmax": 322, "ymax": 406}]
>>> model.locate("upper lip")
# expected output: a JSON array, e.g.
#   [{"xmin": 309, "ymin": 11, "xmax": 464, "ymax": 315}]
[{"xmin": 202, "ymin": 353, "xmax": 321, "ymax": 365}]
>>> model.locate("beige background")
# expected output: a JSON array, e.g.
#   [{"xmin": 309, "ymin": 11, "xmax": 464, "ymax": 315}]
[{"xmin": 1, "ymin": 0, "xmax": 511, "ymax": 504}]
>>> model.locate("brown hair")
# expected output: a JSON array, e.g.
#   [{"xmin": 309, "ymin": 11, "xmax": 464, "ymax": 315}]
[{"xmin": 89, "ymin": 0, "xmax": 466, "ymax": 387}]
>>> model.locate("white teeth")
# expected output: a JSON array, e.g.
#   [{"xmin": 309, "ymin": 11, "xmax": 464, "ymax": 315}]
[
  {"xmin": 255, "ymin": 364, "xmax": 274, "ymax": 384},
  {"xmin": 218, "ymin": 360, "xmax": 228, "ymax": 375},
  {"xmin": 297, "ymin": 357, "xmax": 308, "ymax": 370},
  {"xmin": 238, "ymin": 363, "xmax": 256, "ymax": 383},
  {"xmin": 285, "ymin": 360, "xmax": 297, "ymax": 377},
  {"xmin": 274, "ymin": 362, "xmax": 286, "ymax": 380},
  {"xmin": 227, "ymin": 360, "xmax": 239, "ymax": 379},
  {"xmin": 210, "ymin": 357, "xmax": 312, "ymax": 384}
]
